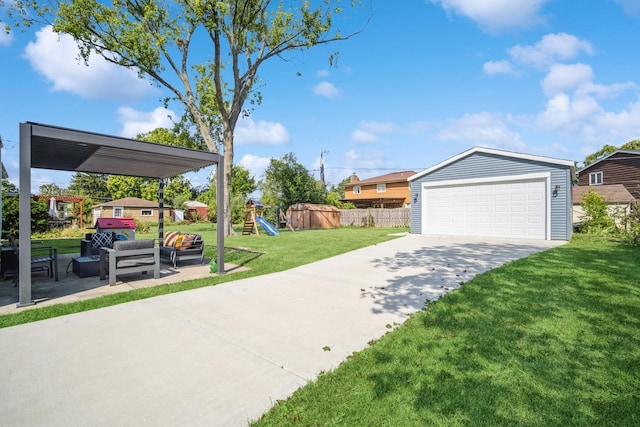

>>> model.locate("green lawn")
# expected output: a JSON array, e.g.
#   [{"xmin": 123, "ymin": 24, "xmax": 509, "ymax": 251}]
[
  {"xmin": 0, "ymin": 225, "xmax": 406, "ymax": 328},
  {"xmin": 252, "ymin": 234, "xmax": 640, "ymax": 426}
]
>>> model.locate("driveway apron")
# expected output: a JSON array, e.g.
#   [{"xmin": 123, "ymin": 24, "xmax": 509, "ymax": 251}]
[{"xmin": 0, "ymin": 235, "xmax": 564, "ymax": 426}]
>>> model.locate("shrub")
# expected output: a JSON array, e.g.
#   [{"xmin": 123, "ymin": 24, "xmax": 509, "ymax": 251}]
[{"xmin": 579, "ymin": 189, "xmax": 614, "ymax": 233}]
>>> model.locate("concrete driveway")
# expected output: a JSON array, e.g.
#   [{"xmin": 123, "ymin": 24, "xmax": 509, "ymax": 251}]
[{"xmin": 0, "ymin": 234, "xmax": 564, "ymax": 426}]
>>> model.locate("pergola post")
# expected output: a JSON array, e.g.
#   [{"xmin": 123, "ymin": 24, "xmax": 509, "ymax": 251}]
[
  {"xmin": 216, "ymin": 159, "xmax": 225, "ymax": 274},
  {"xmin": 158, "ymin": 178, "xmax": 165, "ymax": 242},
  {"xmin": 18, "ymin": 123, "xmax": 34, "ymax": 307}
]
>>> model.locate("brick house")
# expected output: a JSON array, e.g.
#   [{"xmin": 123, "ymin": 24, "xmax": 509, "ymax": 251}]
[
  {"xmin": 92, "ymin": 197, "xmax": 173, "ymax": 224},
  {"xmin": 342, "ymin": 171, "xmax": 415, "ymax": 208}
]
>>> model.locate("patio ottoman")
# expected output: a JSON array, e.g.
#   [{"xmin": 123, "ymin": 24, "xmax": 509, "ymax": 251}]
[{"xmin": 73, "ymin": 255, "xmax": 101, "ymax": 278}]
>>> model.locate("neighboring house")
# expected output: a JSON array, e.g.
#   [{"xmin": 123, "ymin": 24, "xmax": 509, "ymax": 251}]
[
  {"xmin": 576, "ymin": 150, "xmax": 640, "ymax": 199},
  {"xmin": 572, "ymin": 184, "xmax": 636, "ymax": 224},
  {"xmin": 92, "ymin": 197, "xmax": 173, "ymax": 223},
  {"xmin": 342, "ymin": 170, "xmax": 416, "ymax": 208},
  {"xmin": 184, "ymin": 200, "xmax": 209, "ymax": 220},
  {"xmin": 409, "ymin": 147, "xmax": 575, "ymax": 240}
]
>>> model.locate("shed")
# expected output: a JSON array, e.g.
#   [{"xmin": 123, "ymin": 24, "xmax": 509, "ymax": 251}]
[
  {"xmin": 184, "ymin": 200, "xmax": 209, "ymax": 221},
  {"xmin": 286, "ymin": 203, "xmax": 340, "ymax": 230},
  {"xmin": 95, "ymin": 217, "xmax": 137, "ymax": 240},
  {"xmin": 408, "ymin": 147, "xmax": 575, "ymax": 240}
]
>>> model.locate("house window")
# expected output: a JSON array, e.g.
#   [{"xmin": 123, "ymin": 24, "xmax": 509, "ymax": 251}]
[
  {"xmin": 589, "ymin": 171, "xmax": 603, "ymax": 185},
  {"xmin": 140, "ymin": 209, "xmax": 153, "ymax": 217},
  {"xmin": 113, "ymin": 207, "xmax": 123, "ymax": 217},
  {"xmin": 377, "ymin": 183, "xmax": 386, "ymax": 193},
  {"xmin": 353, "ymin": 185, "xmax": 361, "ymax": 194}
]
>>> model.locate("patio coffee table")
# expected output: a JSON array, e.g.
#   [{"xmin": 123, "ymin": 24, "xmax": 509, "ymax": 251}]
[{"xmin": 72, "ymin": 255, "xmax": 101, "ymax": 278}]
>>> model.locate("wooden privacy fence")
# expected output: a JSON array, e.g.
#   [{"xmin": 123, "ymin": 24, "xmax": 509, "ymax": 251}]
[{"xmin": 339, "ymin": 208, "xmax": 410, "ymax": 227}]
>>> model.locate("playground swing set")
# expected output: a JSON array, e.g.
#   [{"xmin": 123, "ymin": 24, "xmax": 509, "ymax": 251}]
[{"xmin": 242, "ymin": 200, "xmax": 295, "ymax": 236}]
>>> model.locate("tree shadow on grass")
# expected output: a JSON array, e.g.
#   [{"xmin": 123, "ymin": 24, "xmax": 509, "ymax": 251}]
[{"xmin": 363, "ymin": 239, "xmax": 640, "ymax": 425}]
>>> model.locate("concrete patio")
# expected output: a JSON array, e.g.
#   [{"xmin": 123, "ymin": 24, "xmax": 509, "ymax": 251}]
[{"xmin": 0, "ymin": 253, "xmax": 246, "ymax": 315}]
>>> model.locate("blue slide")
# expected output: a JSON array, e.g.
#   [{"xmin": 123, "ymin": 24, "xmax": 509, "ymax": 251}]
[{"xmin": 256, "ymin": 216, "xmax": 280, "ymax": 236}]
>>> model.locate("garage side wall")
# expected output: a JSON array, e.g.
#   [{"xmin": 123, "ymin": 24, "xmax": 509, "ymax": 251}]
[{"xmin": 410, "ymin": 152, "xmax": 572, "ymax": 239}]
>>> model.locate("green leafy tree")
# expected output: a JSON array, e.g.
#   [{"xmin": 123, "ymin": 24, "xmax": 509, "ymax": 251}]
[
  {"xmin": 202, "ymin": 164, "xmax": 257, "ymax": 223},
  {"xmin": 262, "ymin": 153, "xmax": 326, "ymax": 210},
  {"xmin": 4, "ymin": 1, "xmax": 368, "ymax": 236},
  {"xmin": 38, "ymin": 183, "xmax": 65, "ymax": 196},
  {"xmin": 1, "ymin": 180, "xmax": 49, "ymax": 236},
  {"xmin": 324, "ymin": 176, "xmax": 355, "ymax": 208},
  {"xmin": 106, "ymin": 176, "xmax": 144, "ymax": 200},
  {"xmin": 67, "ymin": 173, "xmax": 111, "ymax": 201},
  {"xmin": 580, "ymin": 189, "xmax": 614, "ymax": 233},
  {"xmin": 583, "ymin": 140, "xmax": 640, "ymax": 167},
  {"xmin": 231, "ymin": 165, "xmax": 257, "ymax": 199}
]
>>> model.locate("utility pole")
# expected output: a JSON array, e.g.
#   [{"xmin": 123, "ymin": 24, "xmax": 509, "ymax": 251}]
[{"xmin": 320, "ymin": 140, "xmax": 329, "ymax": 185}]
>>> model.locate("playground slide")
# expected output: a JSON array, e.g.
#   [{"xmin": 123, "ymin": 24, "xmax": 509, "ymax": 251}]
[{"xmin": 256, "ymin": 216, "xmax": 280, "ymax": 236}]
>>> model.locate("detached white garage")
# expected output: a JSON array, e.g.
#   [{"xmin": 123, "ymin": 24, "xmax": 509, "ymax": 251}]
[{"xmin": 409, "ymin": 147, "xmax": 574, "ymax": 240}]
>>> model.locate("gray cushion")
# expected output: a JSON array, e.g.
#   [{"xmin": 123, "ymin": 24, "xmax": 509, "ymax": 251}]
[
  {"xmin": 116, "ymin": 256, "xmax": 156, "ymax": 268},
  {"xmin": 113, "ymin": 239, "xmax": 154, "ymax": 251}
]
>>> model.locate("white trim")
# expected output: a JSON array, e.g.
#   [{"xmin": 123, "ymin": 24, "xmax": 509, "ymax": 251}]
[
  {"xmin": 408, "ymin": 146, "xmax": 574, "ymax": 182},
  {"xmin": 140, "ymin": 209, "xmax": 153, "ymax": 216},
  {"xmin": 112, "ymin": 206, "xmax": 124, "ymax": 217},
  {"xmin": 377, "ymin": 183, "xmax": 386, "ymax": 193},
  {"xmin": 421, "ymin": 172, "xmax": 550, "ymax": 188},
  {"xmin": 589, "ymin": 171, "xmax": 603, "ymax": 185}
]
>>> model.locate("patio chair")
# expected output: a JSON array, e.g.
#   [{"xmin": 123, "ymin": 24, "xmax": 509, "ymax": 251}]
[{"xmin": 5, "ymin": 235, "xmax": 58, "ymax": 286}]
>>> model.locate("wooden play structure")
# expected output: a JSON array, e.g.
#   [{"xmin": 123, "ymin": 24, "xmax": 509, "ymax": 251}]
[{"xmin": 243, "ymin": 200, "xmax": 294, "ymax": 235}]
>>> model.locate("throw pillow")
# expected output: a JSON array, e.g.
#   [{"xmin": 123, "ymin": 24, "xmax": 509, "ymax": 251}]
[
  {"xmin": 174, "ymin": 235, "xmax": 185, "ymax": 249},
  {"xmin": 92, "ymin": 232, "xmax": 113, "ymax": 248},
  {"xmin": 179, "ymin": 234, "xmax": 196, "ymax": 249},
  {"xmin": 163, "ymin": 231, "xmax": 181, "ymax": 247}
]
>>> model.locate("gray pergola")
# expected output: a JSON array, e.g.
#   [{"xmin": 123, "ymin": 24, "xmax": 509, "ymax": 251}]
[{"xmin": 17, "ymin": 122, "xmax": 224, "ymax": 307}]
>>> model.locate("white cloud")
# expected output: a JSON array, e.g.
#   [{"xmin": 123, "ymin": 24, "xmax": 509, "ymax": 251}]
[
  {"xmin": 238, "ymin": 153, "xmax": 271, "ymax": 181},
  {"xmin": 615, "ymin": 0, "xmax": 640, "ymax": 16},
  {"xmin": 483, "ymin": 60, "xmax": 516, "ymax": 75},
  {"xmin": 343, "ymin": 149, "xmax": 388, "ymax": 180},
  {"xmin": 313, "ymin": 81, "xmax": 341, "ymax": 99},
  {"xmin": 437, "ymin": 112, "xmax": 525, "ymax": 150},
  {"xmin": 234, "ymin": 116, "xmax": 290, "ymax": 145},
  {"xmin": 431, "ymin": 0, "xmax": 550, "ymax": 32},
  {"xmin": 508, "ymin": 33, "xmax": 593, "ymax": 70},
  {"xmin": 541, "ymin": 63, "xmax": 593, "ymax": 96},
  {"xmin": 0, "ymin": 24, "xmax": 13, "ymax": 46},
  {"xmin": 350, "ymin": 120, "xmax": 399, "ymax": 143},
  {"xmin": 595, "ymin": 100, "xmax": 640, "ymax": 139},
  {"xmin": 536, "ymin": 93, "xmax": 602, "ymax": 132},
  {"xmin": 23, "ymin": 26, "xmax": 156, "ymax": 101},
  {"xmin": 117, "ymin": 106, "xmax": 176, "ymax": 138},
  {"xmin": 359, "ymin": 121, "xmax": 399, "ymax": 133},
  {"xmin": 351, "ymin": 129, "xmax": 380, "ymax": 143},
  {"xmin": 575, "ymin": 81, "xmax": 638, "ymax": 99}
]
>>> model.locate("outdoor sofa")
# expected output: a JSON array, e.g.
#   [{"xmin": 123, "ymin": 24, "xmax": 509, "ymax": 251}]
[{"xmin": 99, "ymin": 239, "xmax": 160, "ymax": 286}]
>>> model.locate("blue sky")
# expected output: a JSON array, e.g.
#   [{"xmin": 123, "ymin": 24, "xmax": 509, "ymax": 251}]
[{"xmin": 1, "ymin": 0, "xmax": 640, "ymax": 193}]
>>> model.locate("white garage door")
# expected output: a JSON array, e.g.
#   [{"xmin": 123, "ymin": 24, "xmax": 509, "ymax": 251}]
[{"xmin": 423, "ymin": 179, "xmax": 547, "ymax": 239}]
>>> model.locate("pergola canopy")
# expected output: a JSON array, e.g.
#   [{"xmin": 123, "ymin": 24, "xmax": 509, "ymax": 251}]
[
  {"xmin": 16, "ymin": 122, "xmax": 225, "ymax": 307},
  {"xmin": 28, "ymin": 122, "xmax": 218, "ymax": 178}
]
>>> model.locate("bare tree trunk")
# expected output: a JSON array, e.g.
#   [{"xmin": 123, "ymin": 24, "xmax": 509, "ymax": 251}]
[{"xmin": 223, "ymin": 126, "xmax": 235, "ymax": 236}]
